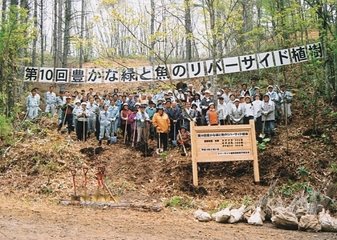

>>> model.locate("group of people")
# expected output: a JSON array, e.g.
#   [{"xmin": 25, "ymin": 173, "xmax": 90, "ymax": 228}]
[{"xmin": 25, "ymin": 79, "xmax": 293, "ymax": 154}]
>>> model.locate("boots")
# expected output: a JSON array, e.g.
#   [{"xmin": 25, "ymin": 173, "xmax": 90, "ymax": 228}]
[
  {"xmin": 98, "ymin": 140, "xmax": 102, "ymax": 146},
  {"xmin": 107, "ymin": 140, "xmax": 110, "ymax": 145}
]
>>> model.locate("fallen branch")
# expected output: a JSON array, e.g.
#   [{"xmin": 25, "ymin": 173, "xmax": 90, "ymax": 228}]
[{"xmin": 59, "ymin": 200, "xmax": 162, "ymax": 212}]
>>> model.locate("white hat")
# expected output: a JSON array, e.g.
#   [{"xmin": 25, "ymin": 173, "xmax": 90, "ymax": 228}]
[
  {"xmin": 81, "ymin": 102, "xmax": 87, "ymax": 106},
  {"xmin": 188, "ymin": 84, "xmax": 193, "ymax": 87},
  {"xmin": 75, "ymin": 100, "xmax": 81, "ymax": 104},
  {"xmin": 234, "ymin": 99, "xmax": 240, "ymax": 102},
  {"xmin": 209, "ymin": 102, "xmax": 214, "ymax": 106},
  {"xmin": 123, "ymin": 103, "xmax": 128, "ymax": 106},
  {"xmin": 135, "ymin": 102, "xmax": 141, "ymax": 106},
  {"xmin": 205, "ymin": 90, "xmax": 211, "ymax": 94}
]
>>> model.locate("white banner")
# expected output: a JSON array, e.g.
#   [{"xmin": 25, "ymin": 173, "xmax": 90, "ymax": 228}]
[{"xmin": 23, "ymin": 43, "xmax": 322, "ymax": 83}]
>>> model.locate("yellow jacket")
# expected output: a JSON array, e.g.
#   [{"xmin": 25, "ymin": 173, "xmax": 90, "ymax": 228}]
[{"xmin": 152, "ymin": 112, "xmax": 170, "ymax": 133}]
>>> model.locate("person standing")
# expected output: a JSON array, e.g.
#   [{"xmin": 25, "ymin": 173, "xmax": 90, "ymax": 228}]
[
  {"xmin": 76, "ymin": 102, "xmax": 89, "ymax": 141},
  {"xmin": 55, "ymin": 91, "xmax": 66, "ymax": 124},
  {"xmin": 136, "ymin": 105, "xmax": 150, "ymax": 148},
  {"xmin": 58, "ymin": 97, "xmax": 75, "ymax": 134},
  {"xmin": 206, "ymin": 102, "xmax": 219, "ymax": 126},
  {"xmin": 167, "ymin": 102, "xmax": 181, "ymax": 144},
  {"xmin": 45, "ymin": 86, "xmax": 57, "ymax": 117},
  {"xmin": 261, "ymin": 94, "xmax": 275, "ymax": 138},
  {"xmin": 26, "ymin": 88, "xmax": 40, "ymax": 120},
  {"xmin": 243, "ymin": 96, "xmax": 256, "ymax": 124},
  {"xmin": 152, "ymin": 106, "xmax": 170, "ymax": 152},
  {"xmin": 200, "ymin": 90, "xmax": 214, "ymax": 125},
  {"xmin": 108, "ymin": 99, "xmax": 120, "ymax": 137},
  {"xmin": 253, "ymin": 94, "xmax": 263, "ymax": 138},
  {"xmin": 279, "ymin": 85, "xmax": 293, "ymax": 124},
  {"xmin": 146, "ymin": 101, "xmax": 156, "ymax": 140},
  {"xmin": 217, "ymin": 96, "xmax": 227, "ymax": 125},
  {"xmin": 98, "ymin": 105, "xmax": 111, "ymax": 146},
  {"xmin": 120, "ymin": 103, "xmax": 132, "ymax": 145},
  {"xmin": 229, "ymin": 99, "xmax": 244, "ymax": 124}
]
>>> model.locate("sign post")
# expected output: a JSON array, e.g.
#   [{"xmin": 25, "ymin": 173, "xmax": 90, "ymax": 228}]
[{"xmin": 190, "ymin": 120, "xmax": 259, "ymax": 186}]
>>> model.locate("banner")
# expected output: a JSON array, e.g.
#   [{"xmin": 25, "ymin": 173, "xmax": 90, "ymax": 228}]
[{"xmin": 24, "ymin": 42, "xmax": 322, "ymax": 83}]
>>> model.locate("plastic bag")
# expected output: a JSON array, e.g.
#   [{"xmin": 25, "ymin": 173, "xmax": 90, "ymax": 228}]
[
  {"xmin": 228, "ymin": 205, "xmax": 245, "ymax": 224},
  {"xmin": 271, "ymin": 207, "xmax": 298, "ymax": 230},
  {"xmin": 212, "ymin": 207, "xmax": 230, "ymax": 223},
  {"xmin": 248, "ymin": 206, "xmax": 263, "ymax": 226},
  {"xmin": 299, "ymin": 215, "xmax": 322, "ymax": 232},
  {"xmin": 319, "ymin": 209, "xmax": 337, "ymax": 232},
  {"xmin": 194, "ymin": 209, "xmax": 211, "ymax": 222}
]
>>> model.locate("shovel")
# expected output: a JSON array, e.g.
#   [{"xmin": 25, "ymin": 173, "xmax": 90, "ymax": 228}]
[
  {"xmin": 81, "ymin": 167, "xmax": 90, "ymax": 202},
  {"xmin": 70, "ymin": 169, "xmax": 80, "ymax": 201},
  {"xmin": 259, "ymin": 117, "xmax": 266, "ymax": 139},
  {"xmin": 156, "ymin": 132, "xmax": 162, "ymax": 155},
  {"xmin": 172, "ymin": 123, "xmax": 177, "ymax": 147}
]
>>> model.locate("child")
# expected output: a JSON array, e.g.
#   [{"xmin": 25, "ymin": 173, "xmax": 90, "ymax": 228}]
[{"xmin": 177, "ymin": 125, "xmax": 191, "ymax": 154}]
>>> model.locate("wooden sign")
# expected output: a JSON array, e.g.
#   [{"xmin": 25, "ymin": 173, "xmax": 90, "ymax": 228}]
[{"xmin": 190, "ymin": 120, "xmax": 259, "ymax": 186}]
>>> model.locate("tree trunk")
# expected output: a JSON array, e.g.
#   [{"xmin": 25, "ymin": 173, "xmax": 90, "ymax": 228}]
[
  {"xmin": 40, "ymin": 0, "xmax": 44, "ymax": 66},
  {"xmin": 53, "ymin": 0, "xmax": 58, "ymax": 68},
  {"xmin": 62, "ymin": 0, "xmax": 71, "ymax": 68},
  {"xmin": 184, "ymin": 0, "xmax": 192, "ymax": 62},
  {"xmin": 32, "ymin": 0, "xmax": 38, "ymax": 66},
  {"xmin": 79, "ymin": 0, "xmax": 84, "ymax": 67},
  {"xmin": 57, "ymin": 0, "xmax": 63, "ymax": 67}
]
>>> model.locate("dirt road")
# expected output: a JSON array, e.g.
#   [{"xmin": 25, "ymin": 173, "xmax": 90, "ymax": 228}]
[{"xmin": 0, "ymin": 197, "xmax": 336, "ymax": 240}]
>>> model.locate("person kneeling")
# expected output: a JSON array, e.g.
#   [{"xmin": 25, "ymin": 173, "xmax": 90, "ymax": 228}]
[{"xmin": 177, "ymin": 126, "xmax": 191, "ymax": 155}]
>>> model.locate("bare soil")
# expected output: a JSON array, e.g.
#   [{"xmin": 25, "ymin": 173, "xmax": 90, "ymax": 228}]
[{"xmin": 1, "ymin": 196, "xmax": 336, "ymax": 240}]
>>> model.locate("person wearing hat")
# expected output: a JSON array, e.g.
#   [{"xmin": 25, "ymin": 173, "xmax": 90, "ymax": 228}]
[
  {"xmin": 177, "ymin": 125, "xmax": 191, "ymax": 153},
  {"xmin": 86, "ymin": 97, "xmax": 98, "ymax": 138},
  {"xmin": 136, "ymin": 105, "xmax": 151, "ymax": 148},
  {"xmin": 121, "ymin": 103, "xmax": 132, "ymax": 145},
  {"xmin": 108, "ymin": 99, "xmax": 120, "ymax": 137},
  {"xmin": 72, "ymin": 99, "xmax": 82, "ymax": 131},
  {"xmin": 243, "ymin": 96, "xmax": 256, "ymax": 124},
  {"xmin": 57, "ymin": 96, "xmax": 75, "ymax": 134},
  {"xmin": 279, "ymin": 85, "xmax": 293, "ymax": 124},
  {"xmin": 25, "ymin": 88, "xmax": 40, "ymax": 120},
  {"xmin": 206, "ymin": 81, "xmax": 212, "ymax": 91},
  {"xmin": 253, "ymin": 94, "xmax": 263, "ymax": 138},
  {"xmin": 261, "ymin": 94, "xmax": 275, "ymax": 138},
  {"xmin": 206, "ymin": 102, "xmax": 219, "ymax": 126},
  {"xmin": 146, "ymin": 101, "xmax": 157, "ymax": 140},
  {"xmin": 98, "ymin": 104, "xmax": 112, "ymax": 146},
  {"xmin": 229, "ymin": 99, "xmax": 244, "ymax": 124},
  {"xmin": 76, "ymin": 102, "xmax": 90, "ymax": 141},
  {"xmin": 266, "ymin": 84, "xmax": 281, "ymax": 124},
  {"xmin": 128, "ymin": 107, "xmax": 138, "ymax": 147},
  {"xmin": 200, "ymin": 89, "xmax": 214, "ymax": 125},
  {"xmin": 254, "ymin": 87, "xmax": 263, "ymax": 101},
  {"xmin": 44, "ymin": 86, "xmax": 57, "ymax": 118},
  {"xmin": 191, "ymin": 103, "xmax": 202, "ymax": 126},
  {"xmin": 152, "ymin": 105, "xmax": 170, "ymax": 152},
  {"xmin": 217, "ymin": 96, "xmax": 227, "ymax": 125}
]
